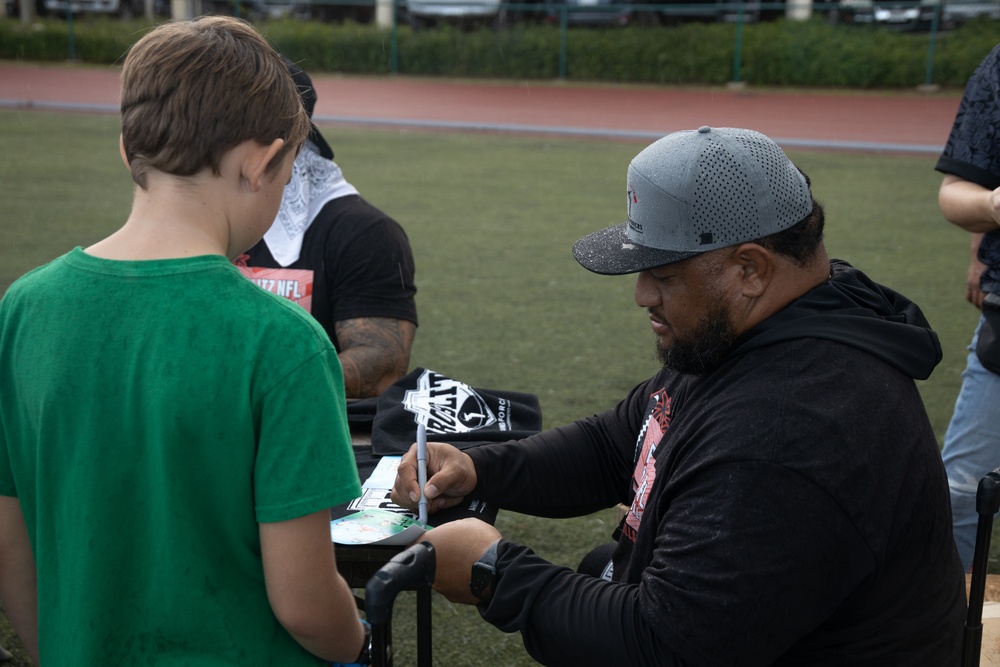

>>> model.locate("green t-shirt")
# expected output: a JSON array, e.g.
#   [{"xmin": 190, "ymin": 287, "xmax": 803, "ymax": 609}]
[{"xmin": 0, "ymin": 248, "xmax": 362, "ymax": 665}]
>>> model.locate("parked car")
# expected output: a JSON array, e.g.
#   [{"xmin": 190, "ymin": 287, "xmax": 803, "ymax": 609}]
[
  {"xmin": 403, "ymin": 0, "xmax": 507, "ymax": 26},
  {"xmin": 831, "ymin": 0, "xmax": 934, "ymax": 27},
  {"xmin": 38, "ymin": 0, "xmax": 166, "ymax": 17},
  {"xmin": 5, "ymin": 0, "xmax": 48, "ymax": 16},
  {"xmin": 938, "ymin": 0, "xmax": 1000, "ymax": 23},
  {"xmin": 303, "ymin": 0, "xmax": 375, "ymax": 23},
  {"xmin": 204, "ymin": 0, "xmax": 300, "ymax": 19},
  {"xmin": 633, "ymin": 0, "xmax": 770, "ymax": 25},
  {"xmin": 831, "ymin": 0, "xmax": 1000, "ymax": 29},
  {"xmin": 545, "ymin": 0, "xmax": 632, "ymax": 25}
]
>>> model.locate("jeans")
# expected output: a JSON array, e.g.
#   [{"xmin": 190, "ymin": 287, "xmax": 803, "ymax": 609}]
[{"xmin": 941, "ymin": 316, "xmax": 1000, "ymax": 571}]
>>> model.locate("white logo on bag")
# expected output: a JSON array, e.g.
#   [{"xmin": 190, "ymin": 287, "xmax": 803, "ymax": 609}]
[{"xmin": 403, "ymin": 369, "xmax": 497, "ymax": 434}]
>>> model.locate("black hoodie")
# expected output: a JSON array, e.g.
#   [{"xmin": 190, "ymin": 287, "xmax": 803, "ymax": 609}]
[
  {"xmin": 734, "ymin": 260, "xmax": 942, "ymax": 381},
  {"xmin": 466, "ymin": 261, "xmax": 965, "ymax": 667}
]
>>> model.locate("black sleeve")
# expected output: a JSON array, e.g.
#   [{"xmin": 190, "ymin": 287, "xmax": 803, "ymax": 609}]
[
  {"xmin": 935, "ymin": 44, "xmax": 1000, "ymax": 189},
  {"xmin": 464, "ymin": 374, "xmax": 663, "ymax": 517},
  {"xmin": 478, "ymin": 465, "xmax": 870, "ymax": 667},
  {"xmin": 479, "ymin": 540, "xmax": 684, "ymax": 667}
]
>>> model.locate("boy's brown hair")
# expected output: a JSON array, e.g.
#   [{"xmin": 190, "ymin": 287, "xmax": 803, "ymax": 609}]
[{"xmin": 120, "ymin": 16, "xmax": 310, "ymax": 189}]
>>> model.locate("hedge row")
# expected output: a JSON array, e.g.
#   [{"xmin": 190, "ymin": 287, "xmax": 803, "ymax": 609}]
[{"xmin": 0, "ymin": 13, "xmax": 996, "ymax": 88}]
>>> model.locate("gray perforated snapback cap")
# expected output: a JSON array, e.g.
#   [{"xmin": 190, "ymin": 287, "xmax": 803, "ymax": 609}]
[{"xmin": 573, "ymin": 126, "xmax": 813, "ymax": 275}]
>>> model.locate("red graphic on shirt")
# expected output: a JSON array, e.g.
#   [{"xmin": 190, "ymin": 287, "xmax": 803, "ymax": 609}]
[
  {"xmin": 236, "ymin": 264, "xmax": 315, "ymax": 313},
  {"xmin": 622, "ymin": 389, "xmax": 672, "ymax": 542}
]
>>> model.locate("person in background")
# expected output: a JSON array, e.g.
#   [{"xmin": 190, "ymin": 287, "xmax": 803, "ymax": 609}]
[
  {"xmin": 0, "ymin": 17, "xmax": 369, "ymax": 666},
  {"xmin": 936, "ymin": 42, "xmax": 1000, "ymax": 571},
  {"xmin": 238, "ymin": 59, "xmax": 417, "ymax": 399},
  {"xmin": 393, "ymin": 127, "xmax": 965, "ymax": 665}
]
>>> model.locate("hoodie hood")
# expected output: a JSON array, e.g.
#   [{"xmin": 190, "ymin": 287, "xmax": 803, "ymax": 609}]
[{"xmin": 731, "ymin": 260, "xmax": 942, "ymax": 380}]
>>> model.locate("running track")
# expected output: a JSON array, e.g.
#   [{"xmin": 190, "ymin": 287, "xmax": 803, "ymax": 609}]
[{"xmin": 0, "ymin": 60, "xmax": 964, "ymax": 154}]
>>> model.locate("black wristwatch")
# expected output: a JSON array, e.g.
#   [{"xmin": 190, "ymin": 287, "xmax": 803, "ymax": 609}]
[
  {"xmin": 354, "ymin": 619, "xmax": 372, "ymax": 665},
  {"xmin": 470, "ymin": 539, "xmax": 501, "ymax": 602}
]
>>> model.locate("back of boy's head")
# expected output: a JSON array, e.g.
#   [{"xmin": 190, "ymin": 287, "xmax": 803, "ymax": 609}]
[{"xmin": 120, "ymin": 16, "xmax": 310, "ymax": 189}]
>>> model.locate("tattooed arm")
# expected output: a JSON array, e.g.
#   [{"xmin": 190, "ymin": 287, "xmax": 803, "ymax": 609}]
[{"xmin": 335, "ymin": 316, "xmax": 416, "ymax": 398}]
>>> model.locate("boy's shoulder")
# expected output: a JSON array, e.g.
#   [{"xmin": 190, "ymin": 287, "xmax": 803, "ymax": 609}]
[
  {"xmin": 240, "ymin": 274, "xmax": 332, "ymax": 344},
  {"xmin": 3, "ymin": 250, "xmax": 328, "ymax": 350},
  {"xmin": 1, "ymin": 249, "xmax": 78, "ymax": 305}
]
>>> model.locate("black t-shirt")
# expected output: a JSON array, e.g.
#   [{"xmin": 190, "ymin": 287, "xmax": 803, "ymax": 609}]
[
  {"xmin": 242, "ymin": 195, "xmax": 417, "ymax": 350},
  {"xmin": 935, "ymin": 43, "xmax": 1000, "ymax": 294}
]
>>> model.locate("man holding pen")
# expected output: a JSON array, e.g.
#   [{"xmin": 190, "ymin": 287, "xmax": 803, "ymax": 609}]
[{"xmin": 391, "ymin": 127, "xmax": 964, "ymax": 665}]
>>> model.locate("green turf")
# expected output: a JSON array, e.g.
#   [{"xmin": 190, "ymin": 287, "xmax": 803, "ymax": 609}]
[{"xmin": 0, "ymin": 108, "xmax": 981, "ymax": 665}]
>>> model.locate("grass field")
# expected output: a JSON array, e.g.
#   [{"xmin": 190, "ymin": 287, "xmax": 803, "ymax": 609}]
[{"xmin": 0, "ymin": 108, "xmax": 981, "ymax": 665}]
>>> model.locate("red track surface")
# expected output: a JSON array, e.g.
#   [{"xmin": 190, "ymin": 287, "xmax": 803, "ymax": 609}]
[{"xmin": 0, "ymin": 60, "xmax": 963, "ymax": 151}]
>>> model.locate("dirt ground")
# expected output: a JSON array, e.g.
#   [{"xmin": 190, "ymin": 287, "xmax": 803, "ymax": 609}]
[{"xmin": 0, "ymin": 60, "xmax": 963, "ymax": 152}]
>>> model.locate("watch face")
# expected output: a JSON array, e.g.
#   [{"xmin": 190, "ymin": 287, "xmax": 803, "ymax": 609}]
[{"xmin": 471, "ymin": 562, "xmax": 495, "ymax": 598}]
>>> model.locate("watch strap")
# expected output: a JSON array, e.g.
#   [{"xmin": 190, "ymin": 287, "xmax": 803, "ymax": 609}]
[{"xmin": 470, "ymin": 539, "xmax": 501, "ymax": 601}]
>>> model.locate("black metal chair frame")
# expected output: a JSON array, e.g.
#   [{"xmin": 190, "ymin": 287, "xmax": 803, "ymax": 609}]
[{"xmin": 963, "ymin": 467, "xmax": 1000, "ymax": 667}]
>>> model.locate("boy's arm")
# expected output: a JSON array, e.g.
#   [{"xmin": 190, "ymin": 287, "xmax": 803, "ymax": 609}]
[
  {"xmin": 259, "ymin": 509, "xmax": 364, "ymax": 664},
  {"xmin": 0, "ymin": 496, "xmax": 39, "ymax": 665}
]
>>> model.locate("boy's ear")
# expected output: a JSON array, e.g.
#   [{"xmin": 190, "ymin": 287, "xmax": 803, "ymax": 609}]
[
  {"xmin": 119, "ymin": 134, "xmax": 130, "ymax": 169},
  {"xmin": 243, "ymin": 138, "xmax": 286, "ymax": 192}
]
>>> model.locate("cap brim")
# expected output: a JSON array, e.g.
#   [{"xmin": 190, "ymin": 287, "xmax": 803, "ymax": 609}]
[
  {"xmin": 309, "ymin": 123, "xmax": 334, "ymax": 160},
  {"xmin": 572, "ymin": 222, "xmax": 702, "ymax": 276}
]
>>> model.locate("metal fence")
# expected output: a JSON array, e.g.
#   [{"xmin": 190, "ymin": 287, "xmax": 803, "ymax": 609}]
[{"xmin": 8, "ymin": 0, "xmax": 998, "ymax": 85}]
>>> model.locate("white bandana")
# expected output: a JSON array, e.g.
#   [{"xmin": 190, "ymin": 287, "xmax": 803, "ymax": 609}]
[{"xmin": 263, "ymin": 141, "xmax": 359, "ymax": 267}]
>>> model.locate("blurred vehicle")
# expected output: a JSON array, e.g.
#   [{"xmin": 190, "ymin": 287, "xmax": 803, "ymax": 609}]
[
  {"xmin": 545, "ymin": 0, "xmax": 632, "ymax": 25},
  {"xmin": 938, "ymin": 0, "xmax": 1000, "ymax": 22},
  {"xmin": 403, "ymin": 0, "xmax": 506, "ymax": 26},
  {"xmin": 4, "ymin": 0, "xmax": 48, "ymax": 16},
  {"xmin": 633, "ymin": 0, "xmax": 769, "ymax": 25},
  {"xmin": 831, "ymin": 0, "xmax": 935, "ymax": 27},
  {"xmin": 831, "ymin": 0, "xmax": 1000, "ymax": 28},
  {"xmin": 303, "ymin": 0, "xmax": 375, "ymax": 22},
  {"xmin": 37, "ymin": 0, "xmax": 166, "ymax": 17},
  {"xmin": 204, "ymin": 0, "xmax": 298, "ymax": 18}
]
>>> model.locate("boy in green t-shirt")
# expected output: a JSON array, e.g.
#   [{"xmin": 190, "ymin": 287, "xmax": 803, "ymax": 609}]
[{"xmin": 0, "ymin": 17, "xmax": 366, "ymax": 665}]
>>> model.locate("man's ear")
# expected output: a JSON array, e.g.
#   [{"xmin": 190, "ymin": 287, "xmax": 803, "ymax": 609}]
[
  {"xmin": 243, "ymin": 138, "xmax": 286, "ymax": 192},
  {"xmin": 731, "ymin": 243, "xmax": 774, "ymax": 298}
]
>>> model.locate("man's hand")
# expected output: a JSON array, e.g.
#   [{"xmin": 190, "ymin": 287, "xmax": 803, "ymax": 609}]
[
  {"xmin": 391, "ymin": 441, "xmax": 477, "ymax": 514},
  {"xmin": 967, "ymin": 233, "xmax": 987, "ymax": 309},
  {"xmin": 417, "ymin": 518, "xmax": 502, "ymax": 605}
]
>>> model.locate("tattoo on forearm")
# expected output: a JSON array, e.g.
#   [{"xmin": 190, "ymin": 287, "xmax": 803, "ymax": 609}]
[{"xmin": 335, "ymin": 317, "xmax": 416, "ymax": 399}]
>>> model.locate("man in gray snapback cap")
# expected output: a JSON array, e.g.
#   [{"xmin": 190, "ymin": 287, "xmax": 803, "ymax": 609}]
[{"xmin": 392, "ymin": 127, "xmax": 965, "ymax": 665}]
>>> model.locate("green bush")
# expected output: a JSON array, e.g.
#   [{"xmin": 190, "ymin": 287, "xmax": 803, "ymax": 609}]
[
  {"xmin": 0, "ymin": 16, "xmax": 142, "ymax": 62},
  {"xmin": 0, "ymin": 13, "xmax": 996, "ymax": 87},
  {"xmin": 263, "ymin": 18, "xmax": 396, "ymax": 73}
]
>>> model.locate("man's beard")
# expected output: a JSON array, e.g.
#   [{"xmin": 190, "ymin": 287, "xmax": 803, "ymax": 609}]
[{"xmin": 656, "ymin": 304, "xmax": 738, "ymax": 375}]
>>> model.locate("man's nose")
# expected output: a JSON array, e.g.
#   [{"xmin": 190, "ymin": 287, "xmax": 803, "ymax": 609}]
[{"xmin": 634, "ymin": 271, "xmax": 659, "ymax": 308}]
